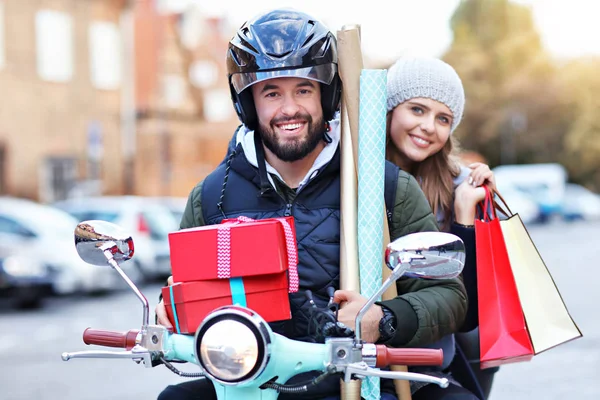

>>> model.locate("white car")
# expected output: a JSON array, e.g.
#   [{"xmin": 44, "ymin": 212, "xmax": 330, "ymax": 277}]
[
  {"xmin": 53, "ymin": 196, "xmax": 178, "ymax": 281},
  {"xmin": 561, "ymin": 183, "xmax": 600, "ymax": 221},
  {"xmin": 493, "ymin": 186, "xmax": 541, "ymax": 225},
  {"xmin": 0, "ymin": 197, "xmax": 123, "ymax": 294},
  {"xmin": 155, "ymin": 196, "xmax": 188, "ymax": 226}
]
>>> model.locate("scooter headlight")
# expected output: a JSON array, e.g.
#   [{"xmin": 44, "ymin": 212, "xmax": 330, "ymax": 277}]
[{"xmin": 194, "ymin": 306, "xmax": 271, "ymax": 385}]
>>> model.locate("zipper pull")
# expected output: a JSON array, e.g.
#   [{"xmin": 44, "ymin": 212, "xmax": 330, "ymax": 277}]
[{"xmin": 284, "ymin": 203, "xmax": 292, "ymax": 216}]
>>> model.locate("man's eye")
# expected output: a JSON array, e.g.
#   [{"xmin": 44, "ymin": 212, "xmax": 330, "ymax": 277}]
[
  {"xmin": 265, "ymin": 92, "xmax": 279, "ymax": 98},
  {"xmin": 298, "ymin": 89, "xmax": 311, "ymax": 95}
]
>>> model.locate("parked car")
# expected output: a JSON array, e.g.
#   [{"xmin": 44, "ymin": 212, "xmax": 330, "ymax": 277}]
[
  {"xmin": 0, "ymin": 246, "xmax": 54, "ymax": 308},
  {"xmin": 561, "ymin": 183, "xmax": 600, "ymax": 221},
  {"xmin": 53, "ymin": 196, "xmax": 178, "ymax": 281},
  {"xmin": 494, "ymin": 163, "xmax": 567, "ymax": 222},
  {"xmin": 495, "ymin": 187, "xmax": 541, "ymax": 225},
  {"xmin": 0, "ymin": 197, "xmax": 121, "ymax": 295},
  {"xmin": 155, "ymin": 196, "xmax": 187, "ymax": 226}
]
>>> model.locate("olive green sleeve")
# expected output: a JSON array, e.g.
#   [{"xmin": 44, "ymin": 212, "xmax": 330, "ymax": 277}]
[
  {"xmin": 389, "ymin": 171, "xmax": 439, "ymax": 241},
  {"xmin": 180, "ymin": 181, "xmax": 206, "ymax": 229},
  {"xmin": 378, "ymin": 170, "xmax": 467, "ymax": 348}
]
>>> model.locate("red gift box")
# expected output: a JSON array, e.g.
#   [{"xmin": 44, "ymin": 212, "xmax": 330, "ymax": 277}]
[
  {"xmin": 162, "ymin": 273, "xmax": 291, "ymax": 334},
  {"xmin": 165, "ymin": 216, "xmax": 299, "ymax": 334},
  {"xmin": 169, "ymin": 216, "xmax": 298, "ymax": 283}
]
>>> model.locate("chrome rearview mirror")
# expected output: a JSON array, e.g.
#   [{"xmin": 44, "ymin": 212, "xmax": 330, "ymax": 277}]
[
  {"xmin": 386, "ymin": 232, "xmax": 465, "ymax": 279},
  {"xmin": 355, "ymin": 232, "xmax": 465, "ymax": 345},
  {"xmin": 75, "ymin": 220, "xmax": 134, "ymax": 266},
  {"xmin": 74, "ymin": 220, "xmax": 149, "ymax": 329}
]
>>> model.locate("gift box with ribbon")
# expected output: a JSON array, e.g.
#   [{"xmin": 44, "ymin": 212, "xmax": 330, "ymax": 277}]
[
  {"xmin": 162, "ymin": 272, "xmax": 291, "ymax": 334},
  {"xmin": 165, "ymin": 216, "xmax": 299, "ymax": 334}
]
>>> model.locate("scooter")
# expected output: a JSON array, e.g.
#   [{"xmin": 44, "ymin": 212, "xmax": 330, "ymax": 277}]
[{"xmin": 62, "ymin": 220, "xmax": 466, "ymax": 399}]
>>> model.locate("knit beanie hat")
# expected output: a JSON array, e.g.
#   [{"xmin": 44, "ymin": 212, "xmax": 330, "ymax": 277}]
[{"xmin": 386, "ymin": 57, "xmax": 465, "ymax": 133}]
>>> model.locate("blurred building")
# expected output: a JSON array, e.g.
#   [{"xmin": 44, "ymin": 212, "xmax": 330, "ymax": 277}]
[{"xmin": 0, "ymin": 0, "xmax": 239, "ymax": 203}]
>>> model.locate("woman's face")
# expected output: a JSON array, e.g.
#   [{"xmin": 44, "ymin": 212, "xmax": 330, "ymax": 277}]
[{"xmin": 388, "ymin": 97, "xmax": 453, "ymax": 167}]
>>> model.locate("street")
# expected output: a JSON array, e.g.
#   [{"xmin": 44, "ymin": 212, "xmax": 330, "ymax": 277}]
[{"xmin": 1, "ymin": 220, "xmax": 598, "ymax": 400}]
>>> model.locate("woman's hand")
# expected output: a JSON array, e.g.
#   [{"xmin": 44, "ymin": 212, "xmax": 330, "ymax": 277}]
[
  {"xmin": 454, "ymin": 163, "xmax": 496, "ymax": 225},
  {"xmin": 468, "ymin": 162, "xmax": 496, "ymax": 189}
]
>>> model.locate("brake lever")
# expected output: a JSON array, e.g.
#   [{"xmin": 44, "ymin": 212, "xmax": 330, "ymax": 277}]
[
  {"xmin": 61, "ymin": 345, "xmax": 155, "ymax": 367},
  {"xmin": 342, "ymin": 362, "xmax": 449, "ymax": 388}
]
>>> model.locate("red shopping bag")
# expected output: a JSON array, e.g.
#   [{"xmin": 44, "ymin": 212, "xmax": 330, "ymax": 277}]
[{"xmin": 475, "ymin": 186, "xmax": 534, "ymax": 369}]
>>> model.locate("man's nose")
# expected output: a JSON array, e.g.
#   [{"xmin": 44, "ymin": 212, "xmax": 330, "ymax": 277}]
[{"xmin": 280, "ymin": 95, "xmax": 301, "ymax": 116}]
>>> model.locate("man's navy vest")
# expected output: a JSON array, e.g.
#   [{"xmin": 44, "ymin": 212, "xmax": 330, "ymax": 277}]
[{"xmin": 201, "ymin": 144, "xmax": 398, "ymax": 342}]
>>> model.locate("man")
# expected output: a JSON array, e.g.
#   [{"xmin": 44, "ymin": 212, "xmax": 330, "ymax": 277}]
[{"xmin": 155, "ymin": 8, "xmax": 467, "ymax": 400}]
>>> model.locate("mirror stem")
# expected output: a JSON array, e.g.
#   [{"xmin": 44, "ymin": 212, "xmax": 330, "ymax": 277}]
[
  {"xmin": 354, "ymin": 263, "xmax": 407, "ymax": 345},
  {"xmin": 103, "ymin": 248, "xmax": 150, "ymax": 331}
]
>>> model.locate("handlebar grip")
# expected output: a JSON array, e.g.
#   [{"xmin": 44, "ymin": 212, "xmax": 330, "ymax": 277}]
[
  {"xmin": 375, "ymin": 346, "xmax": 444, "ymax": 367},
  {"xmin": 83, "ymin": 328, "xmax": 139, "ymax": 350}
]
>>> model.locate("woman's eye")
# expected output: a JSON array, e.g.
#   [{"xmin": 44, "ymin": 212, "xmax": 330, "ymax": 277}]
[
  {"xmin": 411, "ymin": 106, "xmax": 424, "ymax": 114},
  {"xmin": 438, "ymin": 116, "xmax": 450, "ymax": 124}
]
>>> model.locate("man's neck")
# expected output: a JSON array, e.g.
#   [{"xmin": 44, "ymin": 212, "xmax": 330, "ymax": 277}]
[{"xmin": 263, "ymin": 141, "xmax": 326, "ymax": 189}]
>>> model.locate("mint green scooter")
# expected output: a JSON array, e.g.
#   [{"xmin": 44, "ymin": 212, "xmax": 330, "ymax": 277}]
[{"xmin": 62, "ymin": 221, "xmax": 465, "ymax": 399}]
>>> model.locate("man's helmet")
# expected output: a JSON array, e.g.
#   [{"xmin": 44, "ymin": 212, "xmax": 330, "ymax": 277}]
[{"xmin": 227, "ymin": 9, "xmax": 342, "ymax": 130}]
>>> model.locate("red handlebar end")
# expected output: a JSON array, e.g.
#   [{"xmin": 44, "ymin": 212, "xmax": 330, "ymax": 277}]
[
  {"xmin": 83, "ymin": 328, "xmax": 139, "ymax": 350},
  {"xmin": 375, "ymin": 346, "xmax": 444, "ymax": 368}
]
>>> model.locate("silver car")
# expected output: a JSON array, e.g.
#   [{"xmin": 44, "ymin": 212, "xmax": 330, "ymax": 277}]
[
  {"xmin": 53, "ymin": 196, "xmax": 178, "ymax": 281},
  {"xmin": 0, "ymin": 197, "xmax": 122, "ymax": 294}
]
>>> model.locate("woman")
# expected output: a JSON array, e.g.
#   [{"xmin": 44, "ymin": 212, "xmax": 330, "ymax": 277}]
[{"xmin": 385, "ymin": 57, "xmax": 498, "ymax": 400}]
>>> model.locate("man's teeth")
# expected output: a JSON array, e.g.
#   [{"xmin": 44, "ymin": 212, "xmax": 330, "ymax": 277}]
[{"xmin": 280, "ymin": 123, "xmax": 302, "ymax": 131}]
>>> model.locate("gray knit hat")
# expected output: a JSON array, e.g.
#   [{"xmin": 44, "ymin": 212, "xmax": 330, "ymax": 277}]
[{"xmin": 386, "ymin": 57, "xmax": 465, "ymax": 133}]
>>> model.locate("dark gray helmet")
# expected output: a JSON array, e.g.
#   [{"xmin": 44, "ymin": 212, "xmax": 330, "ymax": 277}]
[{"xmin": 226, "ymin": 9, "xmax": 342, "ymax": 130}]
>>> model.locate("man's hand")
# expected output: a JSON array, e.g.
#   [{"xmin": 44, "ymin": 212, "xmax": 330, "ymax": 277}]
[
  {"xmin": 155, "ymin": 275, "xmax": 174, "ymax": 328},
  {"xmin": 333, "ymin": 290, "xmax": 384, "ymax": 343}
]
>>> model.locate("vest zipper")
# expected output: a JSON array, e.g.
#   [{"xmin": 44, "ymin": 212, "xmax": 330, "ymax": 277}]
[{"xmin": 284, "ymin": 203, "xmax": 293, "ymax": 216}]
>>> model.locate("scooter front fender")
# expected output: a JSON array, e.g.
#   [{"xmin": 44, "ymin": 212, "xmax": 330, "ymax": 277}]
[{"xmin": 212, "ymin": 332, "xmax": 329, "ymax": 400}]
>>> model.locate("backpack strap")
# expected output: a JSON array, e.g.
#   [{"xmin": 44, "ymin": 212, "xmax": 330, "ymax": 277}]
[{"xmin": 384, "ymin": 162, "xmax": 399, "ymax": 228}]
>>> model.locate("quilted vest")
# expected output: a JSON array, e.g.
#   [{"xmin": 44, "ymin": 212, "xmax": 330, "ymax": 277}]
[{"xmin": 201, "ymin": 144, "xmax": 399, "ymax": 342}]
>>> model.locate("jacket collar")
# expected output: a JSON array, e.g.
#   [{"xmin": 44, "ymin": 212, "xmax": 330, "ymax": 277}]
[{"xmin": 235, "ymin": 117, "xmax": 341, "ymax": 191}]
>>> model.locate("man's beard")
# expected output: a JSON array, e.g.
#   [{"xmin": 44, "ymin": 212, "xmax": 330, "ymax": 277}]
[{"xmin": 257, "ymin": 113, "xmax": 326, "ymax": 162}]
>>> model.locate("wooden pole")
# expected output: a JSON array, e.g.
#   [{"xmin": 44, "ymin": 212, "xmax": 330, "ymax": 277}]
[{"xmin": 337, "ymin": 25, "xmax": 412, "ymax": 400}]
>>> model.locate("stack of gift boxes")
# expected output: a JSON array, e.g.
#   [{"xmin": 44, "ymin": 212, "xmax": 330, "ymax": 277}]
[{"xmin": 162, "ymin": 216, "xmax": 299, "ymax": 334}]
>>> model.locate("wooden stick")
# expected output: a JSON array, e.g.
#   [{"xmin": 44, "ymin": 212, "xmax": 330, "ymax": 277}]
[
  {"xmin": 337, "ymin": 25, "xmax": 412, "ymax": 400},
  {"xmin": 338, "ymin": 26, "xmax": 362, "ymax": 400}
]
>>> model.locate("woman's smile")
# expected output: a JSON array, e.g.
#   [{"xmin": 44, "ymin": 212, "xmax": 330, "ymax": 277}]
[{"xmin": 409, "ymin": 134, "xmax": 432, "ymax": 148}]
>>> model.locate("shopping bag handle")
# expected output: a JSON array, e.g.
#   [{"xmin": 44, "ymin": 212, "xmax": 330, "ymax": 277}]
[
  {"xmin": 478, "ymin": 186, "xmax": 497, "ymax": 222},
  {"xmin": 490, "ymin": 188, "xmax": 514, "ymax": 217},
  {"xmin": 476, "ymin": 186, "xmax": 514, "ymax": 222}
]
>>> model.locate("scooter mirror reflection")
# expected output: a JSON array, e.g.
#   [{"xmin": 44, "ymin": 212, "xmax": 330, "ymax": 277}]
[
  {"xmin": 386, "ymin": 232, "xmax": 465, "ymax": 279},
  {"xmin": 74, "ymin": 220, "xmax": 135, "ymax": 267}
]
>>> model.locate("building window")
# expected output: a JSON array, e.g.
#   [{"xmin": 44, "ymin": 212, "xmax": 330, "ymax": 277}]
[
  {"xmin": 0, "ymin": 2, "xmax": 5, "ymax": 69},
  {"xmin": 203, "ymin": 88, "xmax": 232, "ymax": 122},
  {"xmin": 89, "ymin": 21, "xmax": 122, "ymax": 90},
  {"xmin": 35, "ymin": 10, "xmax": 74, "ymax": 82},
  {"xmin": 0, "ymin": 143, "xmax": 5, "ymax": 195},
  {"xmin": 38, "ymin": 156, "xmax": 79, "ymax": 203},
  {"xmin": 162, "ymin": 74, "xmax": 187, "ymax": 109}
]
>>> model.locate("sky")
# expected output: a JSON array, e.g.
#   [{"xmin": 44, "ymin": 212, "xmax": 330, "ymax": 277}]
[{"xmin": 162, "ymin": 0, "xmax": 600, "ymax": 62}]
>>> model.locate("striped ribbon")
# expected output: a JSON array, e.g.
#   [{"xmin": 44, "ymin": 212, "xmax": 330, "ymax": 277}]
[{"xmin": 216, "ymin": 216, "xmax": 299, "ymax": 293}]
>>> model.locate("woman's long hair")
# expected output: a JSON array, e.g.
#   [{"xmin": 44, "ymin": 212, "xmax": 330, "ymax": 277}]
[{"xmin": 385, "ymin": 112, "xmax": 462, "ymax": 231}]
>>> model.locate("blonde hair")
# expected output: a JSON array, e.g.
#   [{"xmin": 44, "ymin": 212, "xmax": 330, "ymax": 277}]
[{"xmin": 385, "ymin": 112, "xmax": 462, "ymax": 231}]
